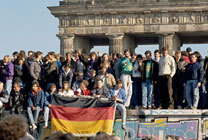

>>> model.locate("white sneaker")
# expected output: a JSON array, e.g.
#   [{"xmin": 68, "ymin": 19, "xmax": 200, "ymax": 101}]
[{"xmin": 32, "ymin": 124, "xmax": 37, "ymax": 129}]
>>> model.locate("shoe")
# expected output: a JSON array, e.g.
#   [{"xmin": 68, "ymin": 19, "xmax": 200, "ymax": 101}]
[
  {"xmin": 185, "ymin": 106, "xmax": 191, "ymax": 109},
  {"xmin": 148, "ymin": 107, "xmax": 152, "ymax": 109},
  {"xmin": 135, "ymin": 106, "xmax": 140, "ymax": 110},
  {"xmin": 32, "ymin": 124, "xmax": 37, "ymax": 129},
  {"xmin": 121, "ymin": 124, "xmax": 126, "ymax": 130},
  {"xmin": 191, "ymin": 107, "xmax": 197, "ymax": 110},
  {"xmin": 177, "ymin": 105, "xmax": 182, "ymax": 109},
  {"xmin": 42, "ymin": 126, "xmax": 48, "ymax": 129},
  {"xmin": 141, "ymin": 107, "xmax": 146, "ymax": 110}
]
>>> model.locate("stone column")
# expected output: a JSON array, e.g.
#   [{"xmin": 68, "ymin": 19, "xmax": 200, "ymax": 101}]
[
  {"xmin": 74, "ymin": 36, "xmax": 92, "ymax": 54},
  {"xmin": 123, "ymin": 35, "xmax": 136, "ymax": 54},
  {"xmin": 159, "ymin": 33, "xmax": 181, "ymax": 56},
  {"xmin": 58, "ymin": 35, "xmax": 75, "ymax": 56},
  {"xmin": 108, "ymin": 34, "xmax": 124, "ymax": 56}
]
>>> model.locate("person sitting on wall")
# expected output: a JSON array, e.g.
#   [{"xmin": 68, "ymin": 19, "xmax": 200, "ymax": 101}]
[
  {"xmin": 109, "ymin": 79, "xmax": 127, "ymax": 130},
  {"xmin": 91, "ymin": 78, "xmax": 109, "ymax": 98}
]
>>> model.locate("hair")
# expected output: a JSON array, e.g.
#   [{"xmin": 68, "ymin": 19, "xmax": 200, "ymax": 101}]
[
  {"xmin": 50, "ymin": 83, "xmax": 57, "ymax": 89},
  {"xmin": 19, "ymin": 50, "xmax": 26, "ymax": 59},
  {"xmin": 90, "ymin": 70, "xmax": 96, "ymax": 75},
  {"xmin": 145, "ymin": 50, "xmax": 152, "ymax": 55},
  {"xmin": 136, "ymin": 54, "xmax": 143, "ymax": 59},
  {"xmin": 4, "ymin": 55, "xmax": 12, "ymax": 62},
  {"xmin": 35, "ymin": 51, "xmax": 43, "ymax": 58},
  {"xmin": 48, "ymin": 51, "xmax": 56, "ymax": 57},
  {"xmin": 131, "ymin": 53, "xmax": 137, "ymax": 57},
  {"xmin": 77, "ymin": 71, "xmax": 84, "ymax": 76},
  {"xmin": 97, "ymin": 78, "xmax": 103, "ymax": 83},
  {"xmin": 28, "ymin": 50, "xmax": 34, "ymax": 55},
  {"xmin": 64, "ymin": 63, "xmax": 71, "ymax": 68},
  {"xmin": 12, "ymin": 51, "xmax": 19, "ymax": 57},
  {"xmin": 17, "ymin": 56, "xmax": 24, "ymax": 62},
  {"xmin": 95, "ymin": 132, "xmax": 111, "ymax": 140},
  {"xmin": 45, "ymin": 131, "xmax": 77, "ymax": 140},
  {"xmin": 32, "ymin": 81, "xmax": 39, "ymax": 87},
  {"xmin": 116, "ymin": 79, "xmax": 122, "ymax": 85},
  {"xmin": 181, "ymin": 51, "xmax": 188, "ymax": 56},
  {"xmin": 65, "ymin": 52, "xmax": 71, "ymax": 57},
  {"xmin": 0, "ymin": 115, "xmax": 28, "ymax": 140},
  {"xmin": 102, "ymin": 53, "xmax": 108, "ymax": 57},
  {"xmin": 175, "ymin": 50, "xmax": 181, "ymax": 55},
  {"xmin": 13, "ymin": 82, "xmax": 21, "ymax": 88},
  {"xmin": 162, "ymin": 47, "xmax": 168, "ymax": 51},
  {"xmin": 0, "ymin": 82, "xmax": 3, "ymax": 87},
  {"xmin": 124, "ymin": 49, "xmax": 130, "ymax": 54},
  {"xmin": 81, "ymin": 80, "xmax": 89, "ymax": 87},
  {"xmin": 90, "ymin": 52, "xmax": 97, "ymax": 58},
  {"xmin": 62, "ymin": 81, "xmax": 71, "ymax": 92},
  {"xmin": 154, "ymin": 49, "xmax": 160, "ymax": 54}
]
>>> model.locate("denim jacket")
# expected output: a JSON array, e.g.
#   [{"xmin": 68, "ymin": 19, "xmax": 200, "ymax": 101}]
[
  {"xmin": 109, "ymin": 88, "xmax": 127, "ymax": 104},
  {"xmin": 28, "ymin": 87, "xmax": 44, "ymax": 108}
]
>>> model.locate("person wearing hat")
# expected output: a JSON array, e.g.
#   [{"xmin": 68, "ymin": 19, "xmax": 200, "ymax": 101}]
[{"xmin": 186, "ymin": 47, "xmax": 192, "ymax": 56}]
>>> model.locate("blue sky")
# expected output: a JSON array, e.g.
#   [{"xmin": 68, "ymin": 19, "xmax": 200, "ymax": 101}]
[{"xmin": 0, "ymin": 0, "xmax": 208, "ymax": 58}]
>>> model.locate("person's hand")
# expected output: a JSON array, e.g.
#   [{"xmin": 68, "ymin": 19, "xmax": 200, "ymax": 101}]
[
  {"xmin": 197, "ymin": 82, "xmax": 201, "ymax": 88},
  {"xmin": 97, "ymin": 51, "xmax": 101, "ymax": 57},
  {"xmin": 77, "ymin": 48, "xmax": 82, "ymax": 55},
  {"xmin": 48, "ymin": 104, "xmax": 52, "ymax": 108},
  {"xmin": 32, "ymin": 106, "xmax": 36, "ymax": 110},
  {"xmin": 40, "ymin": 108, "xmax": 43, "ymax": 111},
  {"xmin": 183, "ymin": 83, "xmax": 186, "ymax": 87}
]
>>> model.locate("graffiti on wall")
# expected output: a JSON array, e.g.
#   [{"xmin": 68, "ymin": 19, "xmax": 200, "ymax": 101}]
[{"xmin": 114, "ymin": 118, "xmax": 199, "ymax": 140}]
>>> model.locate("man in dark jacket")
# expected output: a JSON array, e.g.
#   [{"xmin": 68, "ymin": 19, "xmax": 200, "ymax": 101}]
[
  {"xmin": 59, "ymin": 64, "xmax": 73, "ymax": 89},
  {"xmin": 184, "ymin": 53, "xmax": 203, "ymax": 110},
  {"xmin": 91, "ymin": 78, "xmax": 109, "ymax": 98},
  {"xmin": 140, "ymin": 50, "xmax": 159, "ymax": 109},
  {"xmin": 27, "ymin": 81, "xmax": 44, "ymax": 129}
]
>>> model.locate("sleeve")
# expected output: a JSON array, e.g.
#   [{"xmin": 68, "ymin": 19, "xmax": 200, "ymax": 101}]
[
  {"xmin": 6, "ymin": 63, "xmax": 14, "ymax": 77},
  {"xmin": 0, "ymin": 91, "xmax": 9, "ymax": 103},
  {"xmin": 44, "ymin": 92, "xmax": 50, "ymax": 107},
  {"xmin": 15, "ymin": 66, "xmax": 23, "ymax": 77},
  {"xmin": 198, "ymin": 64, "xmax": 204, "ymax": 83},
  {"xmin": 30, "ymin": 63, "xmax": 38, "ymax": 80},
  {"xmin": 68, "ymin": 69, "xmax": 73, "ymax": 86},
  {"xmin": 40, "ymin": 91, "xmax": 45, "ymax": 108},
  {"xmin": 170, "ymin": 57, "xmax": 176, "ymax": 77},
  {"xmin": 121, "ymin": 89, "xmax": 127, "ymax": 104},
  {"xmin": 58, "ymin": 72, "xmax": 63, "ymax": 89},
  {"xmin": 28, "ymin": 91, "xmax": 33, "ymax": 107}
]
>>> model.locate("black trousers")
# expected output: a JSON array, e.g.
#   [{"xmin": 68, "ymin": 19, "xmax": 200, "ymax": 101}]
[{"xmin": 159, "ymin": 75, "xmax": 173, "ymax": 109}]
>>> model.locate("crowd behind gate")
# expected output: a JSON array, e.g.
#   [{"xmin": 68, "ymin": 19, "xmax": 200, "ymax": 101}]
[{"xmin": 0, "ymin": 46, "xmax": 207, "ymax": 132}]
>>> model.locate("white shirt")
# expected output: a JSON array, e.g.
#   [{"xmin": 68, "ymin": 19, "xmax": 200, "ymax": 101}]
[
  {"xmin": 159, "ymin": 54, "xmax": 176, "ymax": 77},
  {"xmin": 132, "ymin": 62, "xmax": 141, "ymax": 78},
  {"xmin": 58, "ymin": 90, "xmax": 74, "ymax": 97}
]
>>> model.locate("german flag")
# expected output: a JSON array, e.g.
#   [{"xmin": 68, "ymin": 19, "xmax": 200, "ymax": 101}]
[{"xmin": 50, "ymin": 94, "xmax": 116, "ymax": 137}]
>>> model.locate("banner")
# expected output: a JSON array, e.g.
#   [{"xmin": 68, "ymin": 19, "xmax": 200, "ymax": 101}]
[{"xmin": 50, "ymin": 94, "xmax": 116, "ymax": 137}]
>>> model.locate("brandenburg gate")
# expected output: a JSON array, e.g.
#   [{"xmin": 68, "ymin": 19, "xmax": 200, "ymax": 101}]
[{"xmin": 48, "ymin": 0, "xmax": 208, "ymax": 56}]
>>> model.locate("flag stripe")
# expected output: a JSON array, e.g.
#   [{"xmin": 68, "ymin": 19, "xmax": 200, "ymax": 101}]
[
  {"xmin": 50, "ymin": 105, "xmax": 115, "ymax": 121},
  {"xmin": 51, "ymin": 118, "xmax": 114, "ymax": 136},
  {"xmin": 51, "ymin": 94, "xmax": 115, "ymax": 108}
]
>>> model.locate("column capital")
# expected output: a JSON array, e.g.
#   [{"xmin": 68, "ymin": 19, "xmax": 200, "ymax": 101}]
[
  {"xmin": 106, "ymin": 33, "xmax": 124, "ymax": 40},
  {"xmin": 56, "ymin": 34, "xmax": 75, "ymax": 39}
]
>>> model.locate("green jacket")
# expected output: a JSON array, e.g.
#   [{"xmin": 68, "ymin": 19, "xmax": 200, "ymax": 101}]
[{"xmin": 119, "ymin": 57, "xmax": 133, "ymax": 75}]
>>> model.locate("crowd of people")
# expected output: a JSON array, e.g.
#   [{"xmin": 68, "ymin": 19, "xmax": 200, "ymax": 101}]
[{"xmin": 0, "ymin": 46, "xmax": 207, "ymax": 132}]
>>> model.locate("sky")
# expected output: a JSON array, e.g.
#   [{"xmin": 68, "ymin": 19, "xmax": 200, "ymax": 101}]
[{"xmin": 0, "ymin": 0, "xmax": 208, "ymax": 58}]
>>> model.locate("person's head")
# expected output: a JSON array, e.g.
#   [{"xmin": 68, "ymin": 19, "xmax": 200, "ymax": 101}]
[
  {"xmin": 35, "ymin": 51, "xmax": 43, "ymax": 61},
  {"xmin": 0, "ymin": 82, "xmax": 3, "ymax": 92},
  {"xmin": 63, "ymin": 81, "xmax": 70, "ymax": 91},
  {"xmin": 45, "ymin": 131, "xmax": 77, "ymax": 140},
  {"xmin": 50, "ymin": 83, "xmax": 57, "ymax": 93},
  {"xmin": 64, "ymin": 64, "xmax": 71, "ymax": 72},
  {"xmin": 0, "ymin": 115, "xmax": 28, "ymax": 140},
  {"xmin": 32, "ymin": 81, "xmax": 39, "ymax": 92},
  {"xmin": 136, "ymin": 54, "xmax": 143, "ymax": 63},
  {"xmin": 154, "ymin": 49, "xmax": 160, "ymax": 59},
  {"xmin": 162, "ymin": 47, "xmax": 168, "ymax": 57},
  {"xmin": 102, "ymin": 53, "xmax": 109, "ymax": 62},
  {"xmin": 131, "ymin": 53, "xmax": 137, "ymax": 62},
  {"xmin": 13, "ymin": 82, "xmax": 21, "ymax": 92},
  {"xmin": 124, "ymin": 49, "xmax": 130, "ymax": 58},
  {"xmin": 55, "ymin": 54, "xmax": 61, "ymax": 61},
  {"xmin": 3, "ymin": 55, "xmax": 12, "ymax": 64},
  {"xmin": 186, "ymin": 47, "xmax": 192, "ymax": 55},
  {"xmin": 112, "ymin": 53, "xmax": 118, "ymax": 60},
  {"xmin": 48, "ymin": 51, "xmax": 56, "ymax": 60},
  {"xmin": 90, "ymin": 70, "xmax": 96, "ymax": 78},
  {"xmin": 77, "ymin": 72, "xmax": 84, "ymax": 81},
  {"xmin": 193, "ymin": 51, "xmax": 202, "ymax": 60},
  {"xmin": 66, "ymin": 52, "xmax": 71, "ymax": 61},
  {"xmin": 100, "ymin": 65, "xmax": 107, "ymax": 75},
  {"xmin": 18, "ymin": 56, "xmax": 24, "ymax": 66},
  {"xmin": 95, "ymin": 131, "xmax": 111, "ymax": 140},
  {"xmin": 90, "ymin": 52, "xmax": 97, "ymax": 60},
  {"xmin": 145, "ymin": 50, "xmax": 152, "ymax": 60},
  {"xmin": 80, "ymin": 80, "xmax": 89, "ymax": 90},
  {"xmin": 190, "ymin": 53, "xmax": 197, "ymax": 63},
  {"xmin": 97, "ymin": 78, "xmax": 103, "ymax": 89},
  {"xmin": 116, "ymin": 79, "xmax": 123, "ymax": 89},
  {"xmin": 175, "ymin": 51, "xmax": 181, "ymax": 61},
  {"xmin": 12, "ymin": 51, "xmax": 19, "ymax": 60},
  {"xmin": 28, "ymin": 51, "xmax": 34, "ymax": 57},
  {"xmin": 19, "ymin": 50, "xmax": 26, "ymax": 59}
]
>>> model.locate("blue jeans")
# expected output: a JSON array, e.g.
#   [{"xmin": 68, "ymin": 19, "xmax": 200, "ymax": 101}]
[
  {"xmin": 27, "ymin": 106, "xmax": 41, "ymax": 125},
  {"xmin": 120, "ymin": 74, "xmax": 132, "ymax": 107},
  {"xmin": 44, "ymin": 106, "xmax": 50, "ymax": 126},
  {"xmin": 131, "ymin": 77, "xmax": 142, "ymax": 107},
  {"xmin": 5, "ymin": 79, "xmax": 12, "ymax": 96},
  {"xmin": 142, "ymin": 79, "xmax": 153, "ymax": 108},
  {"xmin": 199, "ymin": 82, "xmax": 207, "ymax": 109},
  {"xmin": 185, "ymin": 80, "xmax": 199, "ymax": 108},
  {"xmin": 116, "ymin": 103, "xmax": 126, "ymax": 124}
]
